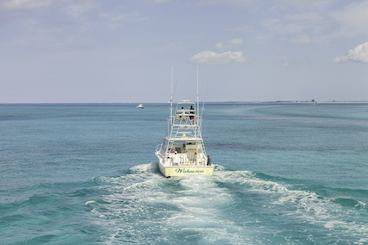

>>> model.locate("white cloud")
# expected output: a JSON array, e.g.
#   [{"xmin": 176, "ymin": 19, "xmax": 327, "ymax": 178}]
[
  {"xmin": 148, "ymin": 0, "xmax": 171, "ymax": 3},
  {"xmin": 333, "ymin": 1, "xmax": 368, "ymax": 38},
  {"xmin": 63, "ymin": 0, "xmax": 96, "ymax": 19},
  {"xmin": 2, "ymin": 0, "xmax": 50, "ymax": 9},
  {"xmin": 334, "ymin": 42, "xmax": 368, "ymax": 63},
  {"xmin": 262, "ymin": 1, "xmax": 368, "ymax": 44},
  {"xmin": 192, "ymin": 50, "xmax": 245, "ymax": 64},
  {"xmin": 198, "ymin": 0, "xmax": 333, "ymax": 9},
  {"xmin": 215, "ymin": 38, "xmax": 243, "ymax": 50},
  {"xmin": 1, "ymin": 0, "xmax": 97, "ymax": 12},
  {"xmin": 262, "ymin": 12, "xmax": 334, "ymax": 44},
  {"xmin": 100, "ymin": 12, "xmax": 147, "ymax": 29},
  {"xmin": 197, "ymin": 0, "xmax": 254, "ymax": 7}
]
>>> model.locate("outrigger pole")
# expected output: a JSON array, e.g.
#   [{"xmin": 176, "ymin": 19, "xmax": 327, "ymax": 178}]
[
  {"xmin": 169, "ymin": 66, "xmax": 174, "ymax": 135},
  {"xmin": 196, "ymin": 65, "xmax": 200, "ymax": 123},
  {"xmin": 196, "ymin": 65, "xmax": 200, "ymax": 138}
]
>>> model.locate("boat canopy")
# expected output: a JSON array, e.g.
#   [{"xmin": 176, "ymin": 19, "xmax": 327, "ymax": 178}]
[
  {"xmin": 165, "ymin": 137, "xmax": 202, "ymax": 141},
  {"xmin": 177, "ymin": 100, "xmax": 195, "ymax": 105}
]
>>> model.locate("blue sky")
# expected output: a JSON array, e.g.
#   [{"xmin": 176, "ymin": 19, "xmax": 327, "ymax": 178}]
[{"xmin": 1, "ymin": 0, "xmax": 368, "ymax": 102}]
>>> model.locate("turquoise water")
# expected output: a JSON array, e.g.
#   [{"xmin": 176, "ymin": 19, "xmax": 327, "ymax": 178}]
[{"xmin": 0, "ymin": 103, "xmax": 367, "ymax": 244}]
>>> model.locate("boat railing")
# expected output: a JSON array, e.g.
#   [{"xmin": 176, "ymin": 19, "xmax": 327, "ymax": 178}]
[
  {"xmin": 166, "ymin": 152, "xmax": 207, "ymax": 166},
  {"xmin": 155, "ymin": 144, "xmax": 162, "ymax": 153}
]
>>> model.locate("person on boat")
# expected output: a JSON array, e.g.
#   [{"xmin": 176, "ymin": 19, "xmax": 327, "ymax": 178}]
[
  {"xmin": 207, "ymin": 155, "xmax": 211, "ymax": 166},
  {"xmin": 178, "ymin": 107, "xmax": 184, "ymax": 120},
  {"xmin": 189, "ymin": 105, "xmax": 195, "ymax": 120}
]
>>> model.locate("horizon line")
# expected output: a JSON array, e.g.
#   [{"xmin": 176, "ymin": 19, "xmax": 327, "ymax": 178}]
[{"xmin": 1, "ymin": 100, "xmax": 368, "ymax": 105}]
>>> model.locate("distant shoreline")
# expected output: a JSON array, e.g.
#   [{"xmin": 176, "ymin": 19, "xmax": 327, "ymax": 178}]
[{"xmin": 1, "ymin": 101, "xmax": 368, "ymax": 105}]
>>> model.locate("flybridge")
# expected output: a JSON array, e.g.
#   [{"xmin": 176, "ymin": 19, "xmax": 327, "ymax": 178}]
[{"xmin": 169, "ymin": 101, "xmax": 202, "ymax": 139}]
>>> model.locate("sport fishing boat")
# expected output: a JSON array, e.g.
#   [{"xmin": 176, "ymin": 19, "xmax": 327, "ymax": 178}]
[
  {"xmin": 155, "ymin": 94, "xmax": 214, "ymax": 177},
  {"xmin": 137, "ymin": 103, "xmax": 144, "ymax": 109}
]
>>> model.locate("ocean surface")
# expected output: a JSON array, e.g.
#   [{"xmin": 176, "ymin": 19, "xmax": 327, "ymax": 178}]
[{"xmin": 0, "ymin": 103, "xmax": 367, "ymax": 245}]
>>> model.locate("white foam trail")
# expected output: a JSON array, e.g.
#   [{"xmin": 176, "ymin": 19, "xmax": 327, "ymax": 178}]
[
  {"xmin": 214, "ymin": 167, "xmax": 368, "ymax": 243},
  {"xmin": 89, "ymin": 163, "xmax": 168, "ymax": 244},
  {"xmin": 128, "ymin": 162, "xmax": 157, "ymax": 174},
  {"xmin": 89, "ymin": 163, "xmax": 253, "ymax": 244},
  {"xmin": 85, "ymin": 200, "xmax": 96, "ymax": 205},
  {"xmin": 356, "ymin": 200, "xmax": 367, "ymax": 209},
  {"xmin": 167, "ymin": 176, "xmax": 252, "ymax": 244},
  {"xmin": 88, "ymin": 163, "xmax": 367, "ymax": 244}
]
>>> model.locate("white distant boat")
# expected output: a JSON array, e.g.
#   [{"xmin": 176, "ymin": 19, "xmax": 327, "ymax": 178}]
[
  {"xmin": 155, "ymin": 70, "xmax": 213, "ymax": 177},
  {"xmin": 137, "ymin": 104, "xmax": 144, "ymax": 109}
]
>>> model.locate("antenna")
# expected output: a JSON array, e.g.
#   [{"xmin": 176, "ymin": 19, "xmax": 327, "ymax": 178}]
[
  {"xmin": 169, "ymin": 66, "xmax": 174, "ymax": 134},
  {"xmin": 196, "ymin": 65, "xmax": 199, "ymax": 121}
]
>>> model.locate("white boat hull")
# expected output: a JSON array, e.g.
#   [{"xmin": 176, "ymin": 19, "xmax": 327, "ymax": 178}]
[{"xmin": 158, "ymin": 160, "xmax": 214, "ymax": 177}]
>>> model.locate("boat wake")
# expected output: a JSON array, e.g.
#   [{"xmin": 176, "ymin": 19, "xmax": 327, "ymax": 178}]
[
  {"xmin": 86, "ymin": 163, "xmax": 368, "ymax": 244},
  {"xmin": 214, "ymin": 169, "xmax": 368, "ymax": 244}
]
